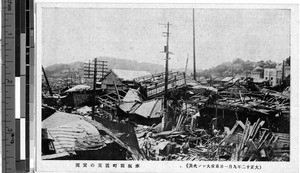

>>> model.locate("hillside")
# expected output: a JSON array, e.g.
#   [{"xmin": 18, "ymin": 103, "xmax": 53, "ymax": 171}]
[
  {"xmin": 44, "ymin": 57, "xmax": 166, "ymax": 78},
  {"xmin": 197, "ymin": 57, "xmax": 290, "ymax": 78}
]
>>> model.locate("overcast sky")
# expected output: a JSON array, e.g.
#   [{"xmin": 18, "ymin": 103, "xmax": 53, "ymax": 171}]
[{"xmin": 42, "ymin": 8, "xmax": 290, "ymax": 70}]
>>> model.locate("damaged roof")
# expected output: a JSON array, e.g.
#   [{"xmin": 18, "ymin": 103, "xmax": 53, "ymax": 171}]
[
  {"xmin": 130, "ymin": 99, "xmax": 163, "ymax": 118},
  {"xmin": 112, "ymin": 69, "xmax": 151, "ymax": 81},
  {"xmin": 122, "ymin": 88, "xmax": 142, "ymax": 102},
  {"xmin": 42, "ymin": 112, "xmax": 100, "ymax": 155},
  {"xmin": 43, "ymin": 111, "xmax": 144, "ymax": 160},
  {"xmin": 119, "ymin": 98, "xmax": 163, "ymax": 119}
]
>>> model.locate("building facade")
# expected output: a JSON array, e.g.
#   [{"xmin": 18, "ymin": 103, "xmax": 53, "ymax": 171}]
[{"xmin": 264, "ymin": 68, "xmax": 277, "ymax": 86}]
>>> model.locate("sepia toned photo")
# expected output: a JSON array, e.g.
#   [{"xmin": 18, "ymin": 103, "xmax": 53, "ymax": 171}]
[{"xmin": 34, "ymin": 2, "xmax": 299, "ymax": 173}]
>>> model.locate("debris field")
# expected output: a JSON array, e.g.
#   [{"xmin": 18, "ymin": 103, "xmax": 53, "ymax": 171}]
[{"xmin": 42, "ymin": 73, "xmax": 290, "ymax": 162}]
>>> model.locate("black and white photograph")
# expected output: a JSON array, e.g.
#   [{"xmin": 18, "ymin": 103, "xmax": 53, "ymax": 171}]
[{"xmin": 35, "ymin": 2, "xmax": 299, "ymax": 172}]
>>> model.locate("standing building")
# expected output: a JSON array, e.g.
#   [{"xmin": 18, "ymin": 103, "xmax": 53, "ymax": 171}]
[
  {"xmin": 264, "ymin": 68, "xmax": 277, "ymax": 86},
  {"xmin": 275, "ymin": 63, "xmax": 291, "ymax": 85}
]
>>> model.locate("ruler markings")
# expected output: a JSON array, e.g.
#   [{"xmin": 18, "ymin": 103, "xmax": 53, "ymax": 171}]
[
  {"xmin": 2, "ymin": 0, "xmax": 17, "ymax": 172},
  {"xmin": 15, "ymin": 0, "xmax": 20, "ymax": 77}
]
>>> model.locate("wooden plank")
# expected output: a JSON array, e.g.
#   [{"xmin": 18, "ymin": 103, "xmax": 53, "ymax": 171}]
[{"xmin": 258, "ymin": 133, "xmax": 270, "ymax": 149}]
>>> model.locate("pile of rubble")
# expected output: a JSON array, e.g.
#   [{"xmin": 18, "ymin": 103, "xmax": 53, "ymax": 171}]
[
  {"xmin": 42, "ymin": 76, "xmax": 290, "ymax": 161},
  {"xmin": 135, "ymin": 118, "xmax": 289, "ymax": 161}
]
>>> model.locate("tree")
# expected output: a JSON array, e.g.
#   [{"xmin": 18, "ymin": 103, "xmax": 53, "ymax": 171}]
[{"xmin": 233, "ymin": 58, "xmax": 244, "ymax": 64}]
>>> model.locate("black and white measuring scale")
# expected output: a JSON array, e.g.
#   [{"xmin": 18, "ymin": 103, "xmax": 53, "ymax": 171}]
[{"xmin": 2, "ymin": 0, "xmax": 34, "ymax": 172}]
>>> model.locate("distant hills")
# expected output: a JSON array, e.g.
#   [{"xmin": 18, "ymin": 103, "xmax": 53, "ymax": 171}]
[
  {"xmin": 43, "ymin": 56, "xmax": 290, "ymax": 82},
  {"xmin": 44, "ymin": 56, "xmax": 206, "ymax": 80},
  {"xmin": 44, "ymin": 56, "xmax": 167, "ymax": 78}
]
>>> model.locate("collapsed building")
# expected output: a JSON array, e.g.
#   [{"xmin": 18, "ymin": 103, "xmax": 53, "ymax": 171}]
[{"xmin": 42, "ymin": 70, "xmax": 290, "ymax": 161}]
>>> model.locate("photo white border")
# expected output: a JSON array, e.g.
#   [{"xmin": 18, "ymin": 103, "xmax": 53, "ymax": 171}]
[{"xmin": 34, "ymin": 2, "xmax": 299, "ymax": 173}]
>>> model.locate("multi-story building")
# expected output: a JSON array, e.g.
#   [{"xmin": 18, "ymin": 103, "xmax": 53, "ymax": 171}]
[
  {"xmin": 275, "ymin": 63, "xmax": 290, "ymax": 84},
  {"xmin": 264, "ymin": 68, "xmax": 277, "ymax": 86}
]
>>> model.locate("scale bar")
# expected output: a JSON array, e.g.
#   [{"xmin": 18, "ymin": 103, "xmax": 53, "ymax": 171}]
[
  {"xmin": 15, "ymin": 77, "xmax": 20, "ymax": 119},
  {"xmin": 20, "ymin": 118, "xmax": 26, "ymax": 160}
]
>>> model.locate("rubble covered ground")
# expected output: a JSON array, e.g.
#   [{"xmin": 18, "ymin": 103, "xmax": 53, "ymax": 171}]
[{"xmin": 42, "ymin": 74, "xmax": 290, "ymax": 162}]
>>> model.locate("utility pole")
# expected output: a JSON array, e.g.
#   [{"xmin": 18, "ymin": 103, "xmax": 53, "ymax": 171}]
[
  {"xmin": 160, "ymin": 22, "xmax": 172, "ymax": 131},
  {"xmin": 84, "ymin": 58, "xmax": 108, "ymax": 120},
  {"xmin": 184, "ymin": 54, "xmax": 189, "ymax": 85},
  {"xmin": 92, "ymin": 58, "xmax": 97, "ymax": 120},
  {"xmin": 84, "ymin": 60, "xmax": 108, "ymax": 83},
  {"xmin": 162, "ymin": 22, "xmax": 171, "ymax": 110},
  {"xmin": 42, "ymin": 66, "xmax": 53, "ymax": 96},
  {"xmin": 193, "ymin": 9, "xmax": 196, "ymax": 80}
]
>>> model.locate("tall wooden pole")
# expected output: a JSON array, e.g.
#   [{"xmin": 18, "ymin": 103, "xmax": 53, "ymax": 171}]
[
  {"xmin": 193, "ymin": 9, "xmax": 196, "ymax": 80},
  {"xmin": 164, "ymin": 22, "xmax": 170, "ymax": 110},
  {"xmin": 91, "ymin": 58, "xmax": 97, "ymax": 120}
]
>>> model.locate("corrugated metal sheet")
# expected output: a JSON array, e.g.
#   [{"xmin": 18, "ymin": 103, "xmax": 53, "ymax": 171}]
[{"xmin": 43, "ymin": 112, "xmax": 100, "ymax": 154}]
